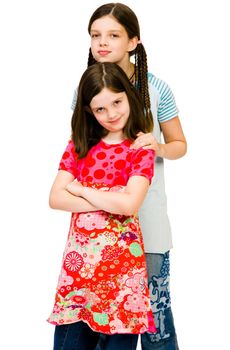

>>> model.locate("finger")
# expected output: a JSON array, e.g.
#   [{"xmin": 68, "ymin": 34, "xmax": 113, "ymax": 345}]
[
  {"xmin": 136, "ymin": 131, "xmax": 144, "ymax": 137},
  {"xmin": 142, "ymin": 145, "xmax": 155, "ymax": 150},
  {"xmin": 133, "ymin": 137, "xmax": 145, "ymax": 145}
]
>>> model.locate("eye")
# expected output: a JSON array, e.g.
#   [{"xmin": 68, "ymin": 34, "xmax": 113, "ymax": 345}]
[
  {"xmin": 95, "ymin": 107, "xmax": 105, "ymax": 113},
  {"xmin": 114, "ymin": 99, "xmax": 122, "ymax": 106},
  {"xmin": 110, "ymin": 33, "xmax": 119, "ymax": 38},
  {"xmin": 91, "ymin": 33, "xmax": 99, "ymax": 38}
]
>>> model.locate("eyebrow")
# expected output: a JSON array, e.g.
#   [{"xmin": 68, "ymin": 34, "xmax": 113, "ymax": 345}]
[
  {"xmin": 90, "ymin": 29, "xmax": 122, "ymax": 33},
  {"xmin": 91, "ymin": 94, "xmax": 124, "ymax": 110}
]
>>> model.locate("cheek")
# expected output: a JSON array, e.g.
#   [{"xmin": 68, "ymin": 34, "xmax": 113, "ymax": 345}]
[
  {"xmin": 94, "ymin": 115, "xmax": 105, "ymax": 125},
  {"xmin": 121, "ymin": 105, "xmax": 130, "ymax": 117},
  {"xmin": 90, "ymin": 42, "xmax": 97, "ymax": 55}
]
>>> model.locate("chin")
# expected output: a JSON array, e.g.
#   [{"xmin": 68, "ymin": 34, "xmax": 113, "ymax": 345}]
[
  {"xmin": 96, "ymin": 57, "xmax": 111, "ymax": 63},
  {"xmin": 95, "ymin": 55, "xmax": 116, "ymax": 63}
]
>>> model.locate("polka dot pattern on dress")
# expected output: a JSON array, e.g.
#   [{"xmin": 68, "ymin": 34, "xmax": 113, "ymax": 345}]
[{"xmin": 59, "ymin": 139, "xmax": 155, "ymax": 186}]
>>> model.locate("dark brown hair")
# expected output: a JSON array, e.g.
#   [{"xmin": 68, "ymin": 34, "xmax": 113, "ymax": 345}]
[
  {"xmin": 87, "ymin": 2, "xmax": 153, "ymax": 130},
  {"xmin": 71, "ymin": 62, "xmax": 152, "ymax": 158}
]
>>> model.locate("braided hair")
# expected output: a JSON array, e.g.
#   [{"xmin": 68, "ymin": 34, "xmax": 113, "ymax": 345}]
[{"xmin": 87, "ymin": 3, "xmax": 153, "ymax": 131}]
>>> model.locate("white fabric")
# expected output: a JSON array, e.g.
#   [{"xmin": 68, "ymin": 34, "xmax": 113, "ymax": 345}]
[{"xmin": 139, "ymin": 73, "xmax": 179, "ymax": 253}]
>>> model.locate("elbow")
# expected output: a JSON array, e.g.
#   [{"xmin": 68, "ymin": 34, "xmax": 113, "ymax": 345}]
[
  {"xmin": 49, "ymin": 196, "xmax": 55, "ymax": 209},
  {"xmin": 175, "ymin": 141, "xmax": 187, "ymax": 160},
  {"xmin": 115, "ymin": 194, "xmax": 140, "ymax": 216},
  {"xmin": 184, "ymin": 142, "xmax": 188, "ymax": 155},
  {"xmin": 119, "ymin": 204, "xmax": 138, "ymax": 216},
  {"xmin": 123, "ymin": 209, "xmax": 137, "ymax": 216},
  {"xmin": 181, "ymin": 141, "xmax": 187, "ymax": 158},
  {"xmin": 182, "ymin": 139, "xmax": 187, "ymax": 154},
  {"xmin": 49, "ymin": 192, "xmax": 58, "ymax": 209}
]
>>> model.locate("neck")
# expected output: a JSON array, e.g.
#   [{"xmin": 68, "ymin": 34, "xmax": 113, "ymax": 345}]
[
  {"xmin": 102, "ymin": 131, "xmax": 125, "ymax": 144},
  {"xmin": 119, "ymin": 61, "xmax": 134, "ymax": 80}
]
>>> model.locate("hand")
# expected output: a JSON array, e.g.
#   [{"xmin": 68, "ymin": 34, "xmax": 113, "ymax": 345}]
[
  {"xmin": 130, "ymin": 132, "xmax": 160, "ymax": 153},
  {"xmin": 66, "ymin": 180, "xmax": 83, "ymax": 197}
]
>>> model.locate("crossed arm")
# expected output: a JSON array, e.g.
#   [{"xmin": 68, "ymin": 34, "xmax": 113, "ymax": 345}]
[
  {"xmin": 49, "ymin": 117, "xmax": 185, "ymax": 215},
  {"xmin": 49, "ymin": 170, "xmax": 149, "ymax": 216}
]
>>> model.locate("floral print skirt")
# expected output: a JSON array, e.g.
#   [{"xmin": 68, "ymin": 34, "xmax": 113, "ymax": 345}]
[{"xmin": 48, "ymin": 183, "xmax": 156, "ymax": 334}]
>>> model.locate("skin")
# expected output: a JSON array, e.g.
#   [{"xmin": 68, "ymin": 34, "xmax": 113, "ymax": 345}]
[
  {"xmin": 89, "ymin": 15, "xmax": 187, "ymax": 159},
  {"xmin": 90, "ymin": 88, "xmax": 130, "ymax": 142},
  {"xmin": 132, "ymin": 117, "xmax": 187, "ymax": 160},
  {"xmin": 49, "ymin": 88, "xmax": 151, "ymax": 215},
  {"xmin": 90, "ymin": 16, "xmax": 138, "ymax": 78},
  {"xmin": 66, "ymin": 176, "xmax": 149, "ymax": 216}
]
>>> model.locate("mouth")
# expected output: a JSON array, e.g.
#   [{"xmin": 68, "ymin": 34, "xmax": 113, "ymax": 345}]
[
  {"xmin": 98, "ymin": 50, "xmax": 111, "ymax": 56},
  {"xmin": 109, "ymin": 117, "xmax": 121, "ymax": 125}
]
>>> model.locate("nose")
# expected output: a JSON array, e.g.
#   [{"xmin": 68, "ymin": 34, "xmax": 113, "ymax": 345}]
[
  {"xmin": 99, "ymin": 35, "xmax": 108, "ymax": 46},
  {"xmin": 107, "ymin": 109, "xmax": 117, "ymax": 121}
]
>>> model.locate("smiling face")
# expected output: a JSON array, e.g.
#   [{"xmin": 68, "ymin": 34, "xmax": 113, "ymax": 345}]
[
  {"xmin": 89, "ymin": 87, "xmax": 130, "ymax": 142},
  {"xmin": 90, "ymin": 15, "xmax": 137, "ymax": 71}
]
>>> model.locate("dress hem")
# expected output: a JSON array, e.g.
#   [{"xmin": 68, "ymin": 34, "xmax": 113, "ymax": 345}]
[{"xmin": 47, "ymin": 317, "xmax": 157, "ymax": 335}]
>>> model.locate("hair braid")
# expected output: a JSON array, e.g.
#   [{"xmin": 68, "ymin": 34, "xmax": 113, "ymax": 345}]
[
  {"xmin": 87, "ymin": 48, "xmax": 97, "ymax": 67},
  {"xmin": 135, "ymin": 43, "xmax": 154, "ymax": 131}
]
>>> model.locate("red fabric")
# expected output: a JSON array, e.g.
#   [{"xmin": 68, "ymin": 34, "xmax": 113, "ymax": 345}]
[
  {"xmin": 48, "ymin": 140, "xmax": 156, "ymax": 334},
  {"xmin": 58, "ymin": 139, "xmax": 154, "ymax": 185}
]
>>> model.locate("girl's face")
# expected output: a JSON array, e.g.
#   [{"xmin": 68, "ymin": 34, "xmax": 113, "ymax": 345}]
[
  {"xmin": 89, "ymin": 87, "xmax": 130, "ymax": 140},
  {"xmin": 90, "ymin": 15, "xmax": 137, "ymax": 71}
]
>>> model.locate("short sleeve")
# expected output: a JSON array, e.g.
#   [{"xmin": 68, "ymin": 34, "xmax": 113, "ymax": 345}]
[
  {"xmin": 158, "ymin": 82, "xmax": 179, "ymax": 123},
  {"xmin": 148, "ymin": 73, "xmax": 179, "ymax": 123},
  {"xmin": 58, "ymin": 141, "xmax": 78, "ymax": 177},
  {"xmin": 129, "ymin": 148, "xmax": 155, "ymax": 183}
]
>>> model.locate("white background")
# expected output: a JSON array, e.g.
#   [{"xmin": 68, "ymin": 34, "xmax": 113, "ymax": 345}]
[{"xmin": 1, "ymin": 0, "xmax": 229, "ymax": 349}]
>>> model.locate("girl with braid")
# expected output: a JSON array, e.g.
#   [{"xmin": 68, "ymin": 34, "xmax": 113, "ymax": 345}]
[{"xmin": 71, "ymin": 3, "xmax": 187, "ymax": 350}]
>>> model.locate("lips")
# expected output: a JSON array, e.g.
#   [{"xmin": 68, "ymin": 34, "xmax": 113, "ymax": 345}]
[
  {"xmin": 98, "ymin": 50, "xmax": 111, "ymax": 56},
  {"xmin": 109, "ymin": 117, "xmax": 121, "ymax": 125}
]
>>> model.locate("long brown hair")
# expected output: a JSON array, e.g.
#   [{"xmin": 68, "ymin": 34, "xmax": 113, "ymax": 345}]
[
  {"xmin": 71, "ymin": 63, "xmax": 152, "ymax": 158},
  {"xmin": 87, "ymin": 2, "xmax": 153, "ymax": 131}
]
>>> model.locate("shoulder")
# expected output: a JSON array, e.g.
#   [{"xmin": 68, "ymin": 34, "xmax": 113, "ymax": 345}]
[
  {"xmin": 63, "ymin": 140, "xmax": 76, "ymax": 155},
  {"xmin": 129, "ymin": 148, "xmax": 155, "ymax": 182},
  {"xmin": 58, "ymin": 140, "xmax": 78, "ymax": 176},
  {"xmin": 60, "ymin": 140, "xmax": 78, "ymax": 166},
  {"xmin": 148, "ymin": 72, "xmax": 179, "ymax": 122},
  {"xmin": 130, "ymin": 148, "xmax": 155, "ymax": 166},
  {"xmin": 148, "ymin": 72, "xmax": 173, "ymax": 98}
]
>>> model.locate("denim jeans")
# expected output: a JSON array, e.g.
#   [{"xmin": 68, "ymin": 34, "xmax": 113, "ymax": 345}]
[
  {"xmin": 97, "ymin": 333, "xmax": 138, "ymax": 350},
  {"xmin": 53, "ymin": 321, "xmax": 138, "ymax": 350},
  {"xmin": 96, "ymin": 252, "xmax": 179, "ymax": 350},
  {"xmin": 53, "ymin": 321, "xmax": 99, "ymax": 350}
]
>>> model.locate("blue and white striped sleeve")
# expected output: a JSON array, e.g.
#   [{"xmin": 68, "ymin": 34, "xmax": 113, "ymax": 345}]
[
  {"xmin": 71, "ymin": 89, "xmax": 77, "ymax": 111},
  {"xmin": 157, "ymin": 81, "xmax": 179, "ymax": 123}
]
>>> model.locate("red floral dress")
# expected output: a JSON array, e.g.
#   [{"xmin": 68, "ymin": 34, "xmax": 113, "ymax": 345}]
[{"xmin": 48, "ymin": 139, "xmax": 156, "ymax": 334}]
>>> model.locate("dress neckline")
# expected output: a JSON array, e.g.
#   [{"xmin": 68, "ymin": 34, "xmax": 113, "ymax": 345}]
[{"xmin": 100, "ymin": 138, "xmax": 131, "ymax": 147}]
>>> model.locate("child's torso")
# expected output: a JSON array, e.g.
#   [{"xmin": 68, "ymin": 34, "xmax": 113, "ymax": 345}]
[{"xmin": 76, "ymin": 139, "xmax": 133, "ymax": 186}]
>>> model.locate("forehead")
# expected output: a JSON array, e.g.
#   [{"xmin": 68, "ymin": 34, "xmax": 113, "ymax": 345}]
[
  {"xmin": 90, "ymin": 88, "xmax": 126, "ymax": 107},
  {"xmin": 90, "ymin": 15, "xmax": 125, "ymax": 33}
]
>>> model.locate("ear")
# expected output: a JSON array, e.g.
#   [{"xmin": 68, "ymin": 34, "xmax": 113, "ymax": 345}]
[{"xmin": 127, "ymin": 36, "xmax": 138, "ymax": 53}]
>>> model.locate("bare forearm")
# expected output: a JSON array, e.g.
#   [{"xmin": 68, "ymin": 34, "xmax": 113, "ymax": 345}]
[
  {"xmin": 157, "ymin": 140, "xmax": 187, "ymax": 160},
  {"xmin": 80, "ymin": 186, "xmax": 147, "ymax": 216},
  {"xmin": 49, "ymin": 189, "xmax": 98, "ymax": 213},
  {"xmin": 66, "ymin": 176, "xmax": 149, "ymax": 216}
]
